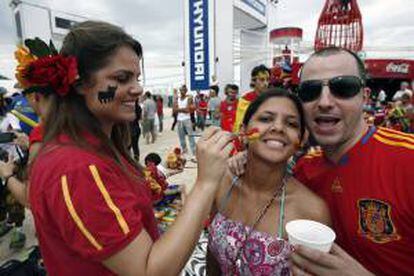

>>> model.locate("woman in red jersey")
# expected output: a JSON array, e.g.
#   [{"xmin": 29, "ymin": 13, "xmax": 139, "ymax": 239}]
[{"xmin": 26, "ymin": 21, "xmax": 233, "ymax": 275}]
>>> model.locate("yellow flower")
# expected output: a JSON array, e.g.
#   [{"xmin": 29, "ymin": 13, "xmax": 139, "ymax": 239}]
[
  {"xmin": 15, "ymin": 67, "xmax": 30, "ymax": 89},
  {"xmin": 15, "ymin": 46, "xmax": 36, "ymax": 66},
  {"xmin": 14, "ymin": 46, "xmax": 37, "ymax": 88}
]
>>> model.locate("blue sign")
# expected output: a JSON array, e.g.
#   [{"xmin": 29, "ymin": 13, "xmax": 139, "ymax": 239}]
[
  {"xmin": 241, "ymin": 0, "xmax": 266, "ymax": 16},
  {"xmin": 189, "ymin": 0, "xmax": 210, "ymax": 90}
]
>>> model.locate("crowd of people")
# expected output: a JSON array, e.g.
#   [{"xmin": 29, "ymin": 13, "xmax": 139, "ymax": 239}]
[
  {"xmin": 0, "ymin": 87, "xmax": 41, "ymax": 250},
  {"xmin": 0, "ymin": 20, "xmax": 412, "ymax": 276},
  {"xmin": 361, "ymin": 82, "xmax": 414, "ymax": 133}
]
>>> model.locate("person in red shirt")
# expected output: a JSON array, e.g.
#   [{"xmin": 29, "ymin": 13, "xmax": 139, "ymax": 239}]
[
  {"xmin": 292, "ymin": 47, "xmax": 414, "ymax": 275},
  {"xmin": 196, "ymin": 93, "xmax": 208, "ymax": 131},
  {"xmin": 156, "ymin": 95, "xmax": 164, "ymax": 133},
  {"xmin": 294, "ymin": 126, "xmax": 414, "ymax": 275},
  {"xmin": 22, "ymin": 21, "xmax": 233, "ymax": 276},
  {"xmin": 220, "ymin": 84, "xmax": 239, "ymax": 132}
]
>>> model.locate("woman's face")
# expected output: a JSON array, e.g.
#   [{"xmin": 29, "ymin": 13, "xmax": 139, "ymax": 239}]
[
  {"xmin": 80, "ymin": 45, "xmax": 143, "ymax": 130},
  {"xmin": 246, "ymin": 97, "xmax": 301, "ymax": 164}
]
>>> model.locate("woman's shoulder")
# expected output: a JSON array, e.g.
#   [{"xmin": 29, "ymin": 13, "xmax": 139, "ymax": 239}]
[
  {"xmin": 288, "ymin": 177, "xmax": 331, "ymax": 226},
  {"xmin": 30, "ymin": 144, "xmax": 137, "ymax": 198},
  {"xmin": 33, "ymin": 143, "xmax": 114, "ymax": 173}
]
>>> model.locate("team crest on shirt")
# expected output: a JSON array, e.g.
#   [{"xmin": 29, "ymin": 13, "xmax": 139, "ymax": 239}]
[
  {"xmin": 357, "ymin": 199, "xmax": 401, "ymax": 244},
  {"xmin": 331, "ymin": 177, "xmax": 343, "ymax": 193}
]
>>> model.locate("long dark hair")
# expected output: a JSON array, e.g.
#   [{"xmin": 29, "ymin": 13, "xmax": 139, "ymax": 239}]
[
  {"xmin": 242, "ymin": 88, "xmax": 306, "ymax": 142},
  {"xmin": 42, "ymin": 21, "xmax": 143, "ymax": 172}
]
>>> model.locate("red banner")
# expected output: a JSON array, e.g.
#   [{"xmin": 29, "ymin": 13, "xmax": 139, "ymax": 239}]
[{"xmin": 365, "ymin": 59, "xmax": 414, "ymax": 79}]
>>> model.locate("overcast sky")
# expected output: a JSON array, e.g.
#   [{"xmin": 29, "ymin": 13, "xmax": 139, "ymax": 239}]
[{"xmin": 0, "ymin": 0, "xmax": 413, "ymax": 88}]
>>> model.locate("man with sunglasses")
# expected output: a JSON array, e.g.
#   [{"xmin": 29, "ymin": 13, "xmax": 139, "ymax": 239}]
[{"xmin": 292, "ymin": 47, "xmax": 414, "ymax": 275}]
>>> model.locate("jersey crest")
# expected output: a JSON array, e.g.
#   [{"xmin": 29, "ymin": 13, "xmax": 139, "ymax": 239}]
[
  {"xmin": 357, "ymin": 199, "xmax": 401, "ymax": 244},
  {"xmin": 331, "ymin": 177, "xmax": 343, "ymax": 193}
]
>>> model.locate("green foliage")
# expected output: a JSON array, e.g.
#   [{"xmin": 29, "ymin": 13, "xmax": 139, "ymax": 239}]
[{"xmin": 24, "ymin": 37, "xmax": 56, "ymax": 57}]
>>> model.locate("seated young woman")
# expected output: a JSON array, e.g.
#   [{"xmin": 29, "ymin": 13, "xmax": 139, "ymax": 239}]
[{"xmin": 207, "ymin": 88, "xmax": 331, "ymax": 275}]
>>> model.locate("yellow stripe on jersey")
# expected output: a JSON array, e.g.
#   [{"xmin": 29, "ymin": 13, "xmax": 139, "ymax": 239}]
[
  {"xmin": 303, "ymin": 156, "xmax": 316, "ymax": 159},
  {"xmin": 61, "ymin": 175, "xmax": 103, "ymax": 251},
  {"xmin": 373, "ymin": 134, "xmax": 414, "ymax": 150},
  {"xmin": 379, "ymin": 127, "xmax": 414, "ymax": 137},
  {"xmin": 89, "ymin": 165, "xmax": 130, "ymax": 235},
  {"xmin": 378, "ymin": 128, "xmax": 414, "ymax": 144},
  {"xmin": 303, "ymin": 153, "xmax": 323, "ymax": 159},
  {"xmin": 303, "ymin": 148, "xmax": 323, "ymax": 158}
]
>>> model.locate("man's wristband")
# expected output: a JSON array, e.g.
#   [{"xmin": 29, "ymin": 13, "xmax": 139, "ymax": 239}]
[{"xmin": 4, "ymin": 173, "xmax": 16, "ymax": 188}]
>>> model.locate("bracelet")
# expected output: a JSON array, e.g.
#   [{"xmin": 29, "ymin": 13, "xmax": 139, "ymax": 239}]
[{"xmin": 4, "ymin": 173, "xmax": 16, "ymax": 188}]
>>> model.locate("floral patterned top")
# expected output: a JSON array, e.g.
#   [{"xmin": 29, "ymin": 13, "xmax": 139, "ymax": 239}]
[{"xmin": 208, "ymin": 177, "xmax": 292, "ymax": 275}]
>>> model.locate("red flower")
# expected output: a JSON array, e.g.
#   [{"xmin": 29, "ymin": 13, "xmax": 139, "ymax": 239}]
[{"xmin": 24, "ymin": 55, "xmax": 78, "ymax": 96}]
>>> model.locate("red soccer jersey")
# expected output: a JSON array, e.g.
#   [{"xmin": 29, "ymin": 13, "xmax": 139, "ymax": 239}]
[
  {"xmin": 197, "ymin": 100, "xmax": 208, "ymax": 116},
  {"xmin": 294, "ymin": 127, "xmax": 414, "ymax": 275},
  {"xmin": 29, "ymin": 134, "xmax": 159, "ymax": 275},
  {"xmin": 220, "ymin": 99, "xmax": 238, "ymax": 132}
]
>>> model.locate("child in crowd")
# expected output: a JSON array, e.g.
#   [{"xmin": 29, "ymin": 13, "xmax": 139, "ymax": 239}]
[{"xmin": 144, "ymin": 152, "xmax": 183, "ymax": 179}]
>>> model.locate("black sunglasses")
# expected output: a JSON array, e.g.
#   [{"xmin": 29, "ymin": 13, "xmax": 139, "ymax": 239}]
[{"xmin": 297, "ymin": 75, "xmax": 364, "ymax": 103}]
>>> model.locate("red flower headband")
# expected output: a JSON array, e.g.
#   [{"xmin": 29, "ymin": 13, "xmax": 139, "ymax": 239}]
[{"xmin": 15, "ymin": 37, "xmax": 78, "ymax": 97}]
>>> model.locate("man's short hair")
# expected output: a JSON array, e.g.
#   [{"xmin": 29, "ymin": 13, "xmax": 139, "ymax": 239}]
[
  {"xmin": 224, "ymin": 84, "xmax": 239, "ymax": 95},
  {"xmin": 209, "ymin": 85, "xmax": 219, "ymax": 94},
  {"xmin": 301, "ymin": 47, "xmax": 367, "ymax": 83},
  {"xmin": 145, "ymin": 91, "xmax": 151, "ymax": 98},
  {"xmin": 251, "ymin": 64, "xmax": 270, "ymax": 78}
]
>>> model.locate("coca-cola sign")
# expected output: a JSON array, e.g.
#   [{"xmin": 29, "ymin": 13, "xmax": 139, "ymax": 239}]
[{"xmin": 386, "ymin": 62, "xmax": 410, "ymax": 74}]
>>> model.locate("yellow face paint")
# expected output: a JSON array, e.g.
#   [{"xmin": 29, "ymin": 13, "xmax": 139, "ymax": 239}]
[{"xmin": 247, "ymin": 131, "xmax": 260, "ymax": 142}]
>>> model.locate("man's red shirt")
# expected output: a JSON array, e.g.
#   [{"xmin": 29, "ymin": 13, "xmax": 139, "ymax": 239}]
[
  {"xmin": 294, "ymin": 127, "xmax": 414, "ymax": 275},
  {"xmin": 197, "ymin": 100, "xmax": 208, "ymax": 117},
  {"xmin": 220, "ymin": 99, "xmax": 238, "ymax": 132},
  {"xmin": 29, "ymin": 134, "xmax": 159, "ymax": 275},
  {"xmin": 156, "ymin": 100, "xmax": 163, "ymax": 116}
]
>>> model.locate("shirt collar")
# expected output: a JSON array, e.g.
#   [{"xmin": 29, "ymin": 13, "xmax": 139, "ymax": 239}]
[{"xmin": 336, "ymin": 126, "xmax": 377, "ymax": 166}]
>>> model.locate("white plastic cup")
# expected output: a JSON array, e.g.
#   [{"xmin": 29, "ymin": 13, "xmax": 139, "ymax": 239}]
[{"xmin": 285, "ymin": 219, "xmax": 336, "ymax": 252}]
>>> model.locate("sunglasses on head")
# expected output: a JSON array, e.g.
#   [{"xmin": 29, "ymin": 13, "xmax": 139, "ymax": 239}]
[{"xmin": 297, "ymin": 75, "xmax": 364, "ymax": 103}]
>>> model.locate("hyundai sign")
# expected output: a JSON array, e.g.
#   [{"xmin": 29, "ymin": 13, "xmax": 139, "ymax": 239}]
[{"xmin": 189, "ymin": 0, "xmax": 210, "ymax": 90}]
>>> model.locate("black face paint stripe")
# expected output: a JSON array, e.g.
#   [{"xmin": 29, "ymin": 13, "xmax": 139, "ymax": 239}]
[{"xmin": 98, "ymin": 85, "xmax": 117, "ymax": 104}]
